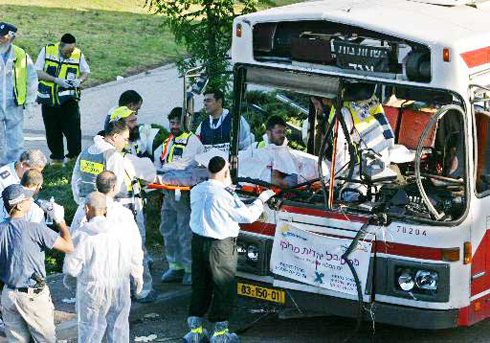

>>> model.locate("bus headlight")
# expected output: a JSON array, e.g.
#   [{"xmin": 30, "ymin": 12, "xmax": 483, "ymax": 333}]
[
  {"xmin": 415, "ymin": 270, "xmax": 438, "ymax": 291},
  {"xmin": 247, "ymin": 244, "xmax": 259, "ymax": 262},
  {"xmin": 398, "ymin": 269, "xmax": 415, "ymax": 291}
]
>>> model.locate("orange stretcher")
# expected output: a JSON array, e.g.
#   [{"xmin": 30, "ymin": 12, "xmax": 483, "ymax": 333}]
[{"xmin": 148, "ymin": 183, "xmax": 192, "ymax": 191}]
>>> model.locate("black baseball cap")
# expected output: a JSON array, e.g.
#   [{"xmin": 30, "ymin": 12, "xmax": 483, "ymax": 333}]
[
  {"xmin": 0, "ymin": 22, "xmax": 17, "ymax": 36},
  {"xmin": 2, "ymin": 184, "xmax": 34, "ymax": 207}
]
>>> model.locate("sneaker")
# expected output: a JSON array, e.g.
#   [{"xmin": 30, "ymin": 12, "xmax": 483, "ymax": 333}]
[
  {"xmin": 182, "ymin": 272, "xmax": 192, "ymax": 286},
  {"xmin": 183, "ymin": 316, "xmax": 209, "ymax": 343},
  {"xmin": 135, "ymin": 289, "xmax": 158, "ymax": 303},
  {"xmin": 160, "ymin": 268, "xmax": 185, "ymax": 283},
  {"xmin": 210, "ymin": 322, "xmax": 240, "ymax": 343}
]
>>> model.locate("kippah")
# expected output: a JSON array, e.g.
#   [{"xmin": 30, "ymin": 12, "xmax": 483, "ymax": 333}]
[
  {"xmin": 61, "ymin": 33, "xmax": 76, "ymax": 44},
  {"xmin": 208, "ymin": 156, "xmax": 226, "ymax": 174}
]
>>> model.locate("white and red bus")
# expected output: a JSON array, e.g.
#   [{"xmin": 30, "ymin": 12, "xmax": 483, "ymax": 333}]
[{"xmin": 227, "ymin": 0, "xmax": 490, "ymax": 328}]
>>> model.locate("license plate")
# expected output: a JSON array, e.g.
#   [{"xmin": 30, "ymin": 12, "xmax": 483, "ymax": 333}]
[{"xmin": 237, "ymin": 282, "xmax": 285, "ymax": 304}]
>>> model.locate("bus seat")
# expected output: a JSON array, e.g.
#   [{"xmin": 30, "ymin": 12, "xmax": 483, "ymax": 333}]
[{"xmin": 397, "ymin": 108, "xmax": 437, "ymax": 150}]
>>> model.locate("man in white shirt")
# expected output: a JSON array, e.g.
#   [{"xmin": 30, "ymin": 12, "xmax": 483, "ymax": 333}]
[
  {"xmin": 35, "ymin": 33, "xmax": 90, "ymax": 164},
  {"xmin": 184, "ymin": 156, "xmax": 275, "ymax": 342},
  {"xmin": 154, "ymin": 107, "xmax": 204, "ymax": 285},
  {"xmin": 195, "ymin": 89, "xmax": 254, "ymax": 153},
  {"xmin": 63, "ymin": 191, "xmax": 143, "ymax": 343}
]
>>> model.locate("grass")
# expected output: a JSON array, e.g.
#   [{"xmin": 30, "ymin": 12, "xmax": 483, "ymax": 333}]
[{"xmin": 0, "ymin": 3, "xmax": 183, "ymax": 87}]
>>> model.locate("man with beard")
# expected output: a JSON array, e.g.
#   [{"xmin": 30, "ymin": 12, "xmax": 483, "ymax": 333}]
[
  {"xmin": 243, "ymin": 116, "xmax": 299, "ymax": 188},
  {"xmin": 35, "ymin": 33, "xmax": 90, "ymax": 165},
  {"xmin": 154, "ymin": 107, "xmax": 204, "ymax": 285},
  {"xmin": 105, "ymin": 90, "xmax": 143, "ymax": 136},
  {"xmin": 0, "ymin": 22, "xmax": 38, "ymax": 166}
]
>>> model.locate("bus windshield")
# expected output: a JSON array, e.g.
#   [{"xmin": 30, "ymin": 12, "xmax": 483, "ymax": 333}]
[{"xmin": 234, "ymin": 71, "xmax": 467, "ymax": 224}]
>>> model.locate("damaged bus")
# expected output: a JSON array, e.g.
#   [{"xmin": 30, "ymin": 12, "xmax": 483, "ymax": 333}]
[{"xmin": 228, "ymin": 0, "xmax": 490, "ymax": 329}]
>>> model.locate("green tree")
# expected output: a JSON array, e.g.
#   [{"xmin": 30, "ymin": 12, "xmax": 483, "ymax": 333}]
[{"xmin": 145, "ymin": 0, "xmax": 272, "ymax": 90}]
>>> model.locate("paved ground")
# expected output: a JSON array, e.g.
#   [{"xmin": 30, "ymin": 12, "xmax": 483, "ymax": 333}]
[{"xmin": 23, "ymin": 63, "xmax": 203, "ymax": 158}]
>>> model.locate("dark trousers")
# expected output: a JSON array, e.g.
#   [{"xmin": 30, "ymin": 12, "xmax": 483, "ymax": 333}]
[
  {"xmin": 189, "ymin": 233, "xmax": 238, "ymax": 323},
  {"xmin": 41, "ymin": 100, "xmax": 81, "ymax": 160}
]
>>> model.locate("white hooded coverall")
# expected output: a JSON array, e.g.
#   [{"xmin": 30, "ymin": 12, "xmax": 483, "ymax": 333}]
[
  {"xmin": 63, "ymin": 215, "xmax": 143, "ymax": 343},
  {"xmin": 0, "ymin": 45, "xmax": 38, "ymax": 165},
  {"xmin": 71, "ymin": 135, "xmax": 156, "ymax": 299}
]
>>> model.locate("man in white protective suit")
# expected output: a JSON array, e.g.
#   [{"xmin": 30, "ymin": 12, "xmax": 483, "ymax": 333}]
[
  {"xmin": 63, "ymin": 191, "xmax": 144, "ymax": 343},
  {"xmin": 0, "ymin": 22, "xmax": 38, "ymax": 166},
  {"xmin": 71, "ymin": 117, "xmax": 157, "ymax": 302}
]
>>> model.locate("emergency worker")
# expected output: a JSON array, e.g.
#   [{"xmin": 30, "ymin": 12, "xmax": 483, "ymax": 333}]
[
  {"xmin": 252, "ymin": 115, "xmax": 298, "ymax": 187},
  {"xmin": 154, "ymin": 107, "xmax": 204, "ymax": 285},
  {"xmin": 184, "ymin": 156, "xmax": 275, "ymax": 343},
  {"xmin": 328, "ymin": 83, "xmax": 394, "ymax": 171},
  {"xmin": 35, "ymin": 33, "xmax": 90, "ymax": 164},
  {"xmin": 196, "ymin": 89, "xmax": 254, "ymax": 153},
  {"xmin": 0, "ymin": 150, "xmax": 47, "ymax": 223},
  {"xmin": 310, "ymin": 96, "xmax": 334, "ymax": 155},
  {"xmin": 0, "ymin": 184, "xmax": 73, "ymax": 343},
  {"xmin": 71, "ymin": 119, "xmax": 129, "ymax": 205},
  {"xmin": 107, "ymin": 106, "xmax": 157, "ymax": 301},
  {"xmin": 72, "ymin": 118, "xmax": 157, "ymax": 302},
  {"xmin": 63, "ymin": 191, "xmax": 144, "ymax": 343},
  {"xmin": 104, "ymin": 90, "xmax": 143, "ymax": 136},
  {"xmin": 19, "ymin": 169, "xmax": 45, "ymax": 223},
  {"xmin": 0, "ymin": 22, "xmax": 38, "ymax": 166}
]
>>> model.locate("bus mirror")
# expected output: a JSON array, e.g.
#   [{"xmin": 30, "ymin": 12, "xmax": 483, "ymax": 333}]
[
  {"xmin": 191, "ymin": 76, "xmax": 209, "ymax": 95},
  {"xmin": 405, "ymin": 51, "xmax": 431, "ymax": 82}
]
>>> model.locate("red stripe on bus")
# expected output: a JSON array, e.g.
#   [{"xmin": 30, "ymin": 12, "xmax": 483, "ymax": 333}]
[
  {"xmin": 375, "ymin": 241, "xmax": 443, "ymax": 261},
  {"xmin": 240, "ymin": 222, "xmax": 445, "ymax": 261},
  {"xmin": 240, "ymin": 222, "xmax": 276, "ymax": 236},
  {"xmin": 461, "ymin": 47, "xmax": 490, "ymax": 68}
]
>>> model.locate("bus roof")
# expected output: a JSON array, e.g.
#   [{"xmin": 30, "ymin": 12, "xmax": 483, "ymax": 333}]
[{"xmin": 238, "ymin": 0, "xmax": 490, "ymax": 52}]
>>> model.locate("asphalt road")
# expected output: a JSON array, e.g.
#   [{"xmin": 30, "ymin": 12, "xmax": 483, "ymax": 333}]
[
  {"xmin": 2, "ymin": 248, "xmax": 484, "ymax": 343},
  {"xmin": 23, "ymin": 63, "xmax": 203, "ymax": 159}
]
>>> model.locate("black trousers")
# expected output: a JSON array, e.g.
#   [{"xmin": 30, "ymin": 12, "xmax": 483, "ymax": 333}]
[
  {"xmin": 41, "ymin": 100, "xmax": 81, "ymax": 160},
  {"xmin": 189, "ymin": 233, "xmax": 238, "ymax": 323}
]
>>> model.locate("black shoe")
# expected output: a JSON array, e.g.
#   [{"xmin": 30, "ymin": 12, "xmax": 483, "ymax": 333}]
[
  {"xmin": 160, "ymin": 268, "xmax": 185, "ymax": 283},
  {"xmin": 135, "ymin": 289, "xmax": 158, "ymax": 303}
]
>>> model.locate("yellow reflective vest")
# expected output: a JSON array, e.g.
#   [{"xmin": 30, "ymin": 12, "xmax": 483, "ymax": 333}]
[
  {"xmin": 12, "ymin": 45, "xmax": 28, "ymax": 106},
  {"xmin": 160, "ymin": 132, "xmax": 192, "ymax": 165},
  {"xmin": 329, "ymin": 100, "xmax": 393, "ymax": 154},
  {"xmin": 37, "ymin": 43, "xmax": 81, "ymax": 106}
]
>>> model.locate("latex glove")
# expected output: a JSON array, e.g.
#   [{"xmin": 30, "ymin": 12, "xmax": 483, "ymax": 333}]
[
  {"xmin": 47, "ymin": 202, "xmax": 65, "ymax": 224},
  {"xmin": 258, "ymin": 189, "xmax": 276, "ymax": 203},
  {"xmin": 70, "ymin": 78, "xmax": 81, "ymax": 88},
  {"xmin": 134, "ymin": 277, "xmax": 144, "ymax": 295},
  {"xmin": 54, "ymin": 78, "xmax": 72, "ymax": 89},
  {"xmin": 63, "ymin": 274, "xmax": 77, "ymax": 291},
  {"xmin": 23, "ymin": 103, "xmax": 37, "ymax": 119}
]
